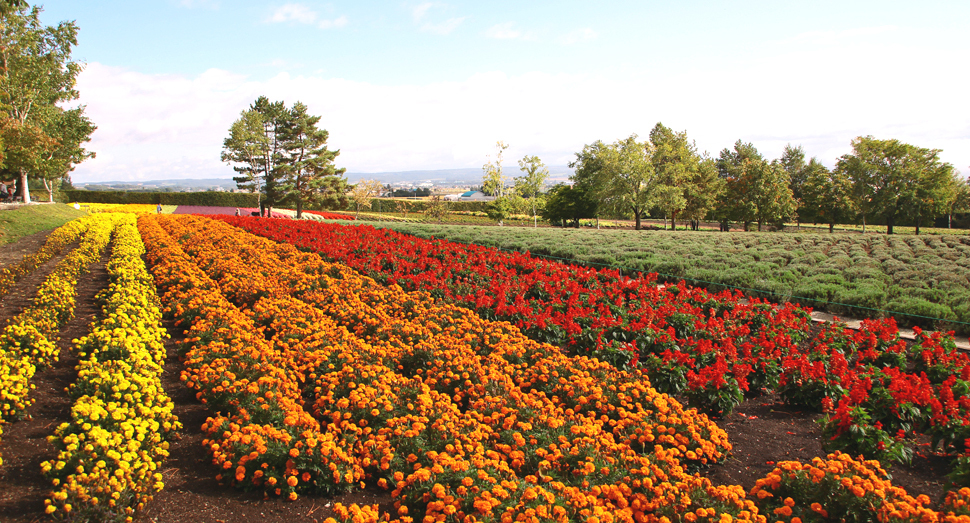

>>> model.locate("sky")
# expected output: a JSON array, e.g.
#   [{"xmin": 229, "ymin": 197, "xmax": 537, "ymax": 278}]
[{"xmin": 38, "ymin": 0, "xmax": 970, "ymax": 183}]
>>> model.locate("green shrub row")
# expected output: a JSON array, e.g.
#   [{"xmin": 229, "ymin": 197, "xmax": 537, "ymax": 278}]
[{"xmin": 63, "ymin": 190, "xmax": 260, "ymax": 207}]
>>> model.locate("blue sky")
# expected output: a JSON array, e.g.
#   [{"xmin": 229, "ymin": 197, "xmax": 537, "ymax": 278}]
[{"xmin": 39, "ymin": 1, "xmax": 970, "ymax": 182}]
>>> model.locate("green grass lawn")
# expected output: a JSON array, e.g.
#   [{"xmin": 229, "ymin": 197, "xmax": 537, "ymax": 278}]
[{"xmin": 0, "ymin": 204, "xmax": 87, "ymax": 245}]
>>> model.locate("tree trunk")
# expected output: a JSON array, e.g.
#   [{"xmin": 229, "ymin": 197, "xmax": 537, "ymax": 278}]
[
  {"xmin": 886, "ymin": 215, "xmax": 894, "ymax": 235},
  {"xmin": 862, "ymin": 215, "xmax": 866, "ymax": 233},
  {"xmin": 671, "ymin": 210, "xmax": 677, "ymax": 231},
  {"xmin": 19, "ymin": 168, "xmax": 30, "ymax": 204},
  {"xmin": 296, "ymin": 200, "xmax": 303, "ymax": 220},
  {"xmin": 757, "ymin": 221, "xmax": 763, "ymax": 232},
  {"xmin": 44, "ymin": 178, "xmax": 55, "ymax": 202},
  {"xmin": 829, "ymin": 223, "xmax": 834, "ymax": 233},
  {"xmin": 915, "ymin": 216, "xmax": 921, "ymax": 235},
  {"xmin": 635, "ymin": 212, "xmax": 641, "ymax": 231}
]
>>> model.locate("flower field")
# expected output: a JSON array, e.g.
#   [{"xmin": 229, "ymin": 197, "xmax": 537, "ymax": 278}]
[
  {"xmin": 0, "ymin": 213, "xmax": 179, "ymax": 522},
  {"xmin": 6, "ymin": 212, "xmax": 970, "ymax": 521},
  {"xmin": 131, "ymin": 213, "xmax": 970, "ymax": 521},
  {"xmin": 342, "ymin": 221, "xmax": 970, "ymax": 332}
]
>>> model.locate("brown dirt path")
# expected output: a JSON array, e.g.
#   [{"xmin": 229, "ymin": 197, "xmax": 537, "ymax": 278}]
[{"xmin": 0, "ymin": 230, "xmax": 55, "ymax": 270}]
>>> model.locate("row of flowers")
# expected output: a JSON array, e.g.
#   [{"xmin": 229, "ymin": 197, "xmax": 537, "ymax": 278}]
[
  {"xmin": 0, "ymin": 215, "xmax": 87, "ymax": 299},
  {"xmin": 0, "ymin": 214, "xmax": 114, "ymax": 467},
  {"xmin": 136, "ymin": 215, "xmax": 366, "ymax": 505},
  {"xmin": 39, "ymin": 213, "xmax": 182, "ymax": 522},
  {"xmin": 141, "ymin": 214, "xmax": 970, "ymax": 522},
  {"xmin": 303, "ymin": 210, "xmax": 356, "ymax": 221},
  {"xmin": 216, "ymin": 216, "xmax": 970, "ymax": 478}
]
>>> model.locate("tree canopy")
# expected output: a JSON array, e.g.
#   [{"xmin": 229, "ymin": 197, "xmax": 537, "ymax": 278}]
[
  {"xmin": 0, "ymin": 3, "xmax": 95, "ymax": 202},
  {"xmin": 222, "ymin": 97, "xmax": 346, "ymax": 216},
  {"xmin": 837, "ymin": 136, "xmax": 955, "ymax": 234}
]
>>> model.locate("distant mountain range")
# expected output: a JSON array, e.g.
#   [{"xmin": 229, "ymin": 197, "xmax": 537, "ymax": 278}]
[{"xmin": 74, "ymin": 166, "xmax": 575, "ymax": 192}]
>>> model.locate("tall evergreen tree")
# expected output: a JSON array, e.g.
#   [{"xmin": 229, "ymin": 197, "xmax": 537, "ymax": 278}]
[
  {"xmin": 222, "ymin": 96, "xmax": 289, "ymax": 215},
  {"xmin": 278, "ymin": 101, "xmax": 346, "ymax": 218}
]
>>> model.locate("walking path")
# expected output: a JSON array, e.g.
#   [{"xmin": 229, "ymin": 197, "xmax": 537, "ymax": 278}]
[{"xmin": 809, "ymin": 310, "xmax": 970, "ymax": 350}]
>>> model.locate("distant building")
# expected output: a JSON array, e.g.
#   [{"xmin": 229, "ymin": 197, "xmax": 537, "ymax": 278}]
[
  {"xmin": 459, "ymin": 190, "xmax": 494, "ymax": 202},
  {"xmin": 443, "ymin": 194, "xmax": 461, "ymax": 201}
]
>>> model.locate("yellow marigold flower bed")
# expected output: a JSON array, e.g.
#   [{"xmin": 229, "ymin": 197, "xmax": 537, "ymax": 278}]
[
  {"xmin": 40, "ymin": 214, "xmax": 181, "ymax": 522},
  {"xmin": 0, "ymin": 214, "xmax": 117, "ymax": 466},
  {"xmin": 78, "ymin": 203, "xmax": 170, "ymax": 214},
  {"xmin": 0, "ymin": 214, "xmax": 87, "ymax": 298}
]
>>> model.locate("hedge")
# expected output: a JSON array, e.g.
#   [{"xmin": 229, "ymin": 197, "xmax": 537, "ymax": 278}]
[
  {"xmin": 63, "ymin": 190, "xmax": 259, "ymax": 207},
  {"xmin": 61, "ymin": 191, "xmax": 498, "ymax": 213}
]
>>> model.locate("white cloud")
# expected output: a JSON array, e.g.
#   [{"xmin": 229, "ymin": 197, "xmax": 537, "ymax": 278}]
[
  {"xmin": 70, "ymin": 51, "xmax": 970, "ymax": 184},
  {"xmin": 319, "ymin": 15, "xmax": 348, "ymax": 29},
  {"xmin": 268, "ymin": 3, "xmax": 316, "ymax": 23},
  {"xmin": 560, "ymin": 28, "xmax": 597, "ymax": 44},
  {"xmin": 485, "ymin": 22, "xmax": 537, "ymax": 41},
  {"xmin": 267, "ymin": 3, "xmax": 347, "ymax": 29},
  {"xmin": 410, "ymin": 2, "xmax": 466, "ymax": 35},
  {"xmin": 410, "ymin": 2, "xmax": 434, "ymax": 22}
]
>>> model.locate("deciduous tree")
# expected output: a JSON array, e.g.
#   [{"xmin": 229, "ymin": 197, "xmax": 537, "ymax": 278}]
[
  {"xmin": 424, "ymin": 194, "xmax": 449, "ymax": 223},
  {"xmin": 838, "ymin": 136, "xmax": 955, "ymax": 234},
  {"xmin": 802, "ymin": 159, "xmax": 854, "ymax": 233},
  {"xmin": 349, "ymin": 178, "xmax": 383, "ymax": 219},
  {"xmin": 681, "ymin": 157, "xmax": 722, "ymax": 230},
  {"xmin": 649, "ymin": 123, "xmax": 699, "ymax": 230},
  {"xmin": 482, "ymin": 141, "xmax": 509, "ymax": 197},
  {"xmin": 568, "ymin": 141, "xmax": 608, "ymax": 227},
  {"xmin": 779, "ymin": 144, "xmax": 809, "ymax": 227},
  {"xmin": 600, "ymin": 135, "xmax": 656, "ymax": 230},
  {"xmin": 35, "ymin": 107, "xmax": 95, "ymax": 202},
  {"xmin": 515, "ymin": 154, "xmax": 548, "ymax": 227},
  {"xmin": 542, "ymin": 183, "xmax": 597, "ymax": 228},
  {"xmin": 0, "ymin": 3, "xmax": 92, "ymax": 203}
]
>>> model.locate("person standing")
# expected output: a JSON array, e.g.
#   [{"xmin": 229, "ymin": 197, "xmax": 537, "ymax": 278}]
[
  {"xmin": 0, "ymin": 181, "xmax": 8, "ymax": 202},
  {"xmin": 156, "ymin": 203, "xmax": 162, "ymax": 214}
]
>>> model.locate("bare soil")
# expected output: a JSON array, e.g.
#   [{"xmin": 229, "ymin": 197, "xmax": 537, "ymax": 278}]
[{"xmin": 0, "ymin": 232, "xmax": 957, "ymax": 522}]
